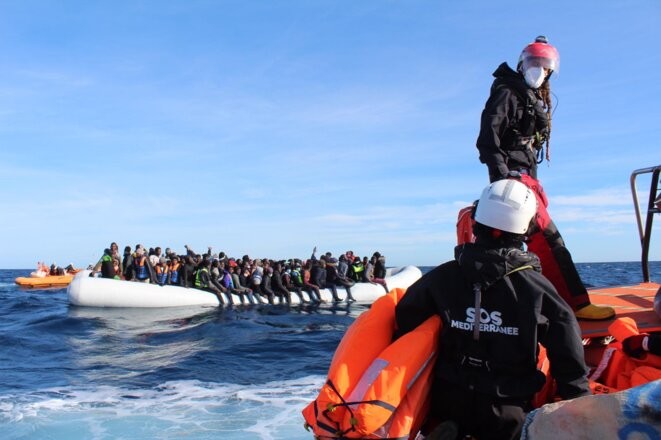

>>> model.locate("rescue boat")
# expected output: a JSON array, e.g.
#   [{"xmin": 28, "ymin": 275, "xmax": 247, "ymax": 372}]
[
  {"xmin": 67, "ymin": 265, "xmax": 422, "ymax": 308},
  {"xmin": 304, "ymin": 165, "xmax": 661, "ymax": 439},
  {"xmin": 15, "ymin": 274, "xmax": 75, "ymax": 288},
  {"xmin": 487, "ymin": 165, "xmax": 661, "ymax": 437},
  {"xmin": 578, "ymin": 165, "xmax": 661, "ymax": 338},
  {"xmin": 536, "ymin": 165, "xmax": 661, "ymax": 438}
]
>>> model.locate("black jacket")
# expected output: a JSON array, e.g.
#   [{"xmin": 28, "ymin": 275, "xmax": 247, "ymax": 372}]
[
  {"xmin": 374, "ymin": 257, "xmax": 387, "ymax": 279},
  {"xmin": 271, "ymin": 269, "xmax": 290, "ymax": 296},
  {"xmin": 311, "ymin": 265, "xmax": 327, "ymax": 289},
  {"xmin": 476, "ymin": 62, "xmax": 549, "ymax": 182},
  {"xmin": 181, "ymin": 261, "xmax": 196, "ymax": 288},
  {"xmin": 261, "ymin": 273, "xmax": 275, "ymax": 297},
  {"xmin": 395, "ymin": 242, "xmax": 590, "ymax": 400},
  {"xmin": 326, "ymin": 265, "xmax": 338, "ymax": 283}
]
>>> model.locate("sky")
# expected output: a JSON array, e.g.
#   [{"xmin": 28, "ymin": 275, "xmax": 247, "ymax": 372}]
[{"xmin": 0, "ymin": 0, "xmax": 659, "ymax": 270}]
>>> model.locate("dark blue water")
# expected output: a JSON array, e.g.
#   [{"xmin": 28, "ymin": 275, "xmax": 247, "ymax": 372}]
[{"xmin": 1, "ymin": 262, "xmax": 659, "ymax": 439}]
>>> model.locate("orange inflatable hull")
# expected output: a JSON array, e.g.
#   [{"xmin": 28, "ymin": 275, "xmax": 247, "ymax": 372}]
[{"xmin": 15, "ymin": 275, "xmax": 74, "ymax": 288}]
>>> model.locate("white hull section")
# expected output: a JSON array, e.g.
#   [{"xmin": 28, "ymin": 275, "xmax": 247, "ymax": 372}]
[{"xmin": 67, "ymin": 266, "xmax": 422, "ymax": 308}]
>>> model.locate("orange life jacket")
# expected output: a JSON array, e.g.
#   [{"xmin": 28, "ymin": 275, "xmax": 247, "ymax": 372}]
[
  {"xmin": 302, "ymin": 288, "xmax": 441, "ymax": 439},
  {"xmin": 589, "ymin": 317, "xmax": 661, "ymax": 393},
  {"xmin": 134, "ymin": 255, "xmax": 149, "ymax": 280},
  {"xmin": 456, "ymin": 205, "xmax": 475, "ymax": 246},
  {"xmin": 155, "ymin": 265, "xmax": 169, "ymax": 274}
]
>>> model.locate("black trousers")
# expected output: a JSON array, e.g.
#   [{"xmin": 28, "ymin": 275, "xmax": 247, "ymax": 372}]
[{"xmin": 429, "ymin": 379, "xmax": 529, "ymax": 440}]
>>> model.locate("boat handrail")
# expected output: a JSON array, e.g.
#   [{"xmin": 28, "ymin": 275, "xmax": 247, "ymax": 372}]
[{"xmin": 630, "ymin": 165, "xmax": 661, "ymax": 282}]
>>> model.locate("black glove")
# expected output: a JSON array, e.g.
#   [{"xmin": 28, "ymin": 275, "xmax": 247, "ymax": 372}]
[{"xmin": 622, "ymin": 334, "xmax": 648, "ymax": 358}]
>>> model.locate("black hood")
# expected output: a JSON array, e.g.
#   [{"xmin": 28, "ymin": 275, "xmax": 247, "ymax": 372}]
[
  {"xmin": 454, "ymin": 242, "xmax": 541, "ymax": 289},
  {"xmin": 492, "ymin": 62, "xmax": 535, "ymax": 100},
  {"xmin": 493, "ymin": 62, "xmax": 521, "ymax": 81}
]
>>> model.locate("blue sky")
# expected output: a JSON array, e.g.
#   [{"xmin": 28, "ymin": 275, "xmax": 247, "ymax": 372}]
[{"xmin": 1, "ymin": 1, "xmax": 659, "ymax": 269}]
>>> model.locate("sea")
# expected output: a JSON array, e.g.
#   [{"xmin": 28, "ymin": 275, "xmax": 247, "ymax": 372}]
[{"xmin": 1, "ymin": 262, "xmax": 660, "ymax": 440}]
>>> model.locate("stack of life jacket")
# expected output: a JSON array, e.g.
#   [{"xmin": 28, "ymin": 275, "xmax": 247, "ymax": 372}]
[
  {"xmin": 302, "ymin": 288, "xmax": 441, "ymax": 439},
  {"xmin": 588, "ymin": 317, "xmax": 661, "ymax": 393}
]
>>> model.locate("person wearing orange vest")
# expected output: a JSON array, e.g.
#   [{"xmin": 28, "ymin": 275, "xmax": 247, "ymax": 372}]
[
  {"xmin": 168, "ymin": 255, "xmax": 182, "ymax": 286},
  {"xmin": 133, "ymin": 247, "xmax": 151, "ymax": 282},
  {"xmin": 154, "ymin": 257, "xmax": 169, "ymax": 286},
  {"xmin": 475, "ymin": 36, "xmax": 614, "ymax": 321}
]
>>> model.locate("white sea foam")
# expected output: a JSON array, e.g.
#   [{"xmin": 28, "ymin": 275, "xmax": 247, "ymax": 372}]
[{"xmin": 0, "ymin": 376, "xmax": 325, "ymax": 440}]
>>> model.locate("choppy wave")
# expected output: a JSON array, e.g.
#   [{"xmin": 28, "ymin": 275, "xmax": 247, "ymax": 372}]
[
  {"xmin": 0, "ymin": 377, "xmax": 325, "ymax": 440},
  {"xmin": 1, "ymin": 263, "xmax": 659, "ymax": 439}
]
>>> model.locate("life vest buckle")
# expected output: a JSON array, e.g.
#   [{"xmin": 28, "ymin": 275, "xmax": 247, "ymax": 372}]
[{"xmin": 461, "ymin": 355, "xmax": 491, "ymax": 371}]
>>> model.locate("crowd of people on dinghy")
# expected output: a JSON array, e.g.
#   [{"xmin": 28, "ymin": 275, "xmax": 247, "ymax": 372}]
[{"xmin": 90, "ymin": 243, "xmax": 389, "ymax": 305}]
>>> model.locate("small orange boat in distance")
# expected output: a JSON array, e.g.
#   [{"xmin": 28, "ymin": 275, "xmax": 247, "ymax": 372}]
[
  {"xmin": 15, "ymin": 262, "xmax": 82, "ymax": 289},
  {"xmin": 15, "ymin": 274, "xmax": 76, "ymax": 288}
]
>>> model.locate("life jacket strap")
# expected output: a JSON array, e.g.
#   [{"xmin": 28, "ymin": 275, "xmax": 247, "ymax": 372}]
[
  {"xmin": 317, "ymin": 378, "xmax": 399, "ymax": 438},
  {"xmin": 461, "ymin": 355, "xmax": 491, "ymax": 372}
]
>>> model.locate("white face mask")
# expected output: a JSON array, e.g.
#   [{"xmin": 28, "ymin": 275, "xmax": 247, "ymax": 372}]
[{"xmin": 523, "ymin": 66, "xmax": 546, "ymax": 89}]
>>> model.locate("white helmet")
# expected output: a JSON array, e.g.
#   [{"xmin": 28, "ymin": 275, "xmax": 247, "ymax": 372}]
[{"xmin": 474, "ymin": 179, "xmax": 537, "ymax": 234}]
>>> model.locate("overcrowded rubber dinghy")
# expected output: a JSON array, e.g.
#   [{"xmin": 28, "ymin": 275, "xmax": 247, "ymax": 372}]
[{"xmin": 67, "ymin": 265, "xmax": 423, "ymax": 308}]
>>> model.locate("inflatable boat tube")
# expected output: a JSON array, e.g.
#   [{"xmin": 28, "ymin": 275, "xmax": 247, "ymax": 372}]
[{"xmin": 68, "ymin": 266, "xmax": 422, "ymax": 308}]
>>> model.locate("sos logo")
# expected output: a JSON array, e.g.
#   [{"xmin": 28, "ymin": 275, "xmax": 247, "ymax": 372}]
[{"xmin": 465, "ymin": 307, "xmax": 503, "ymax": 326}]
